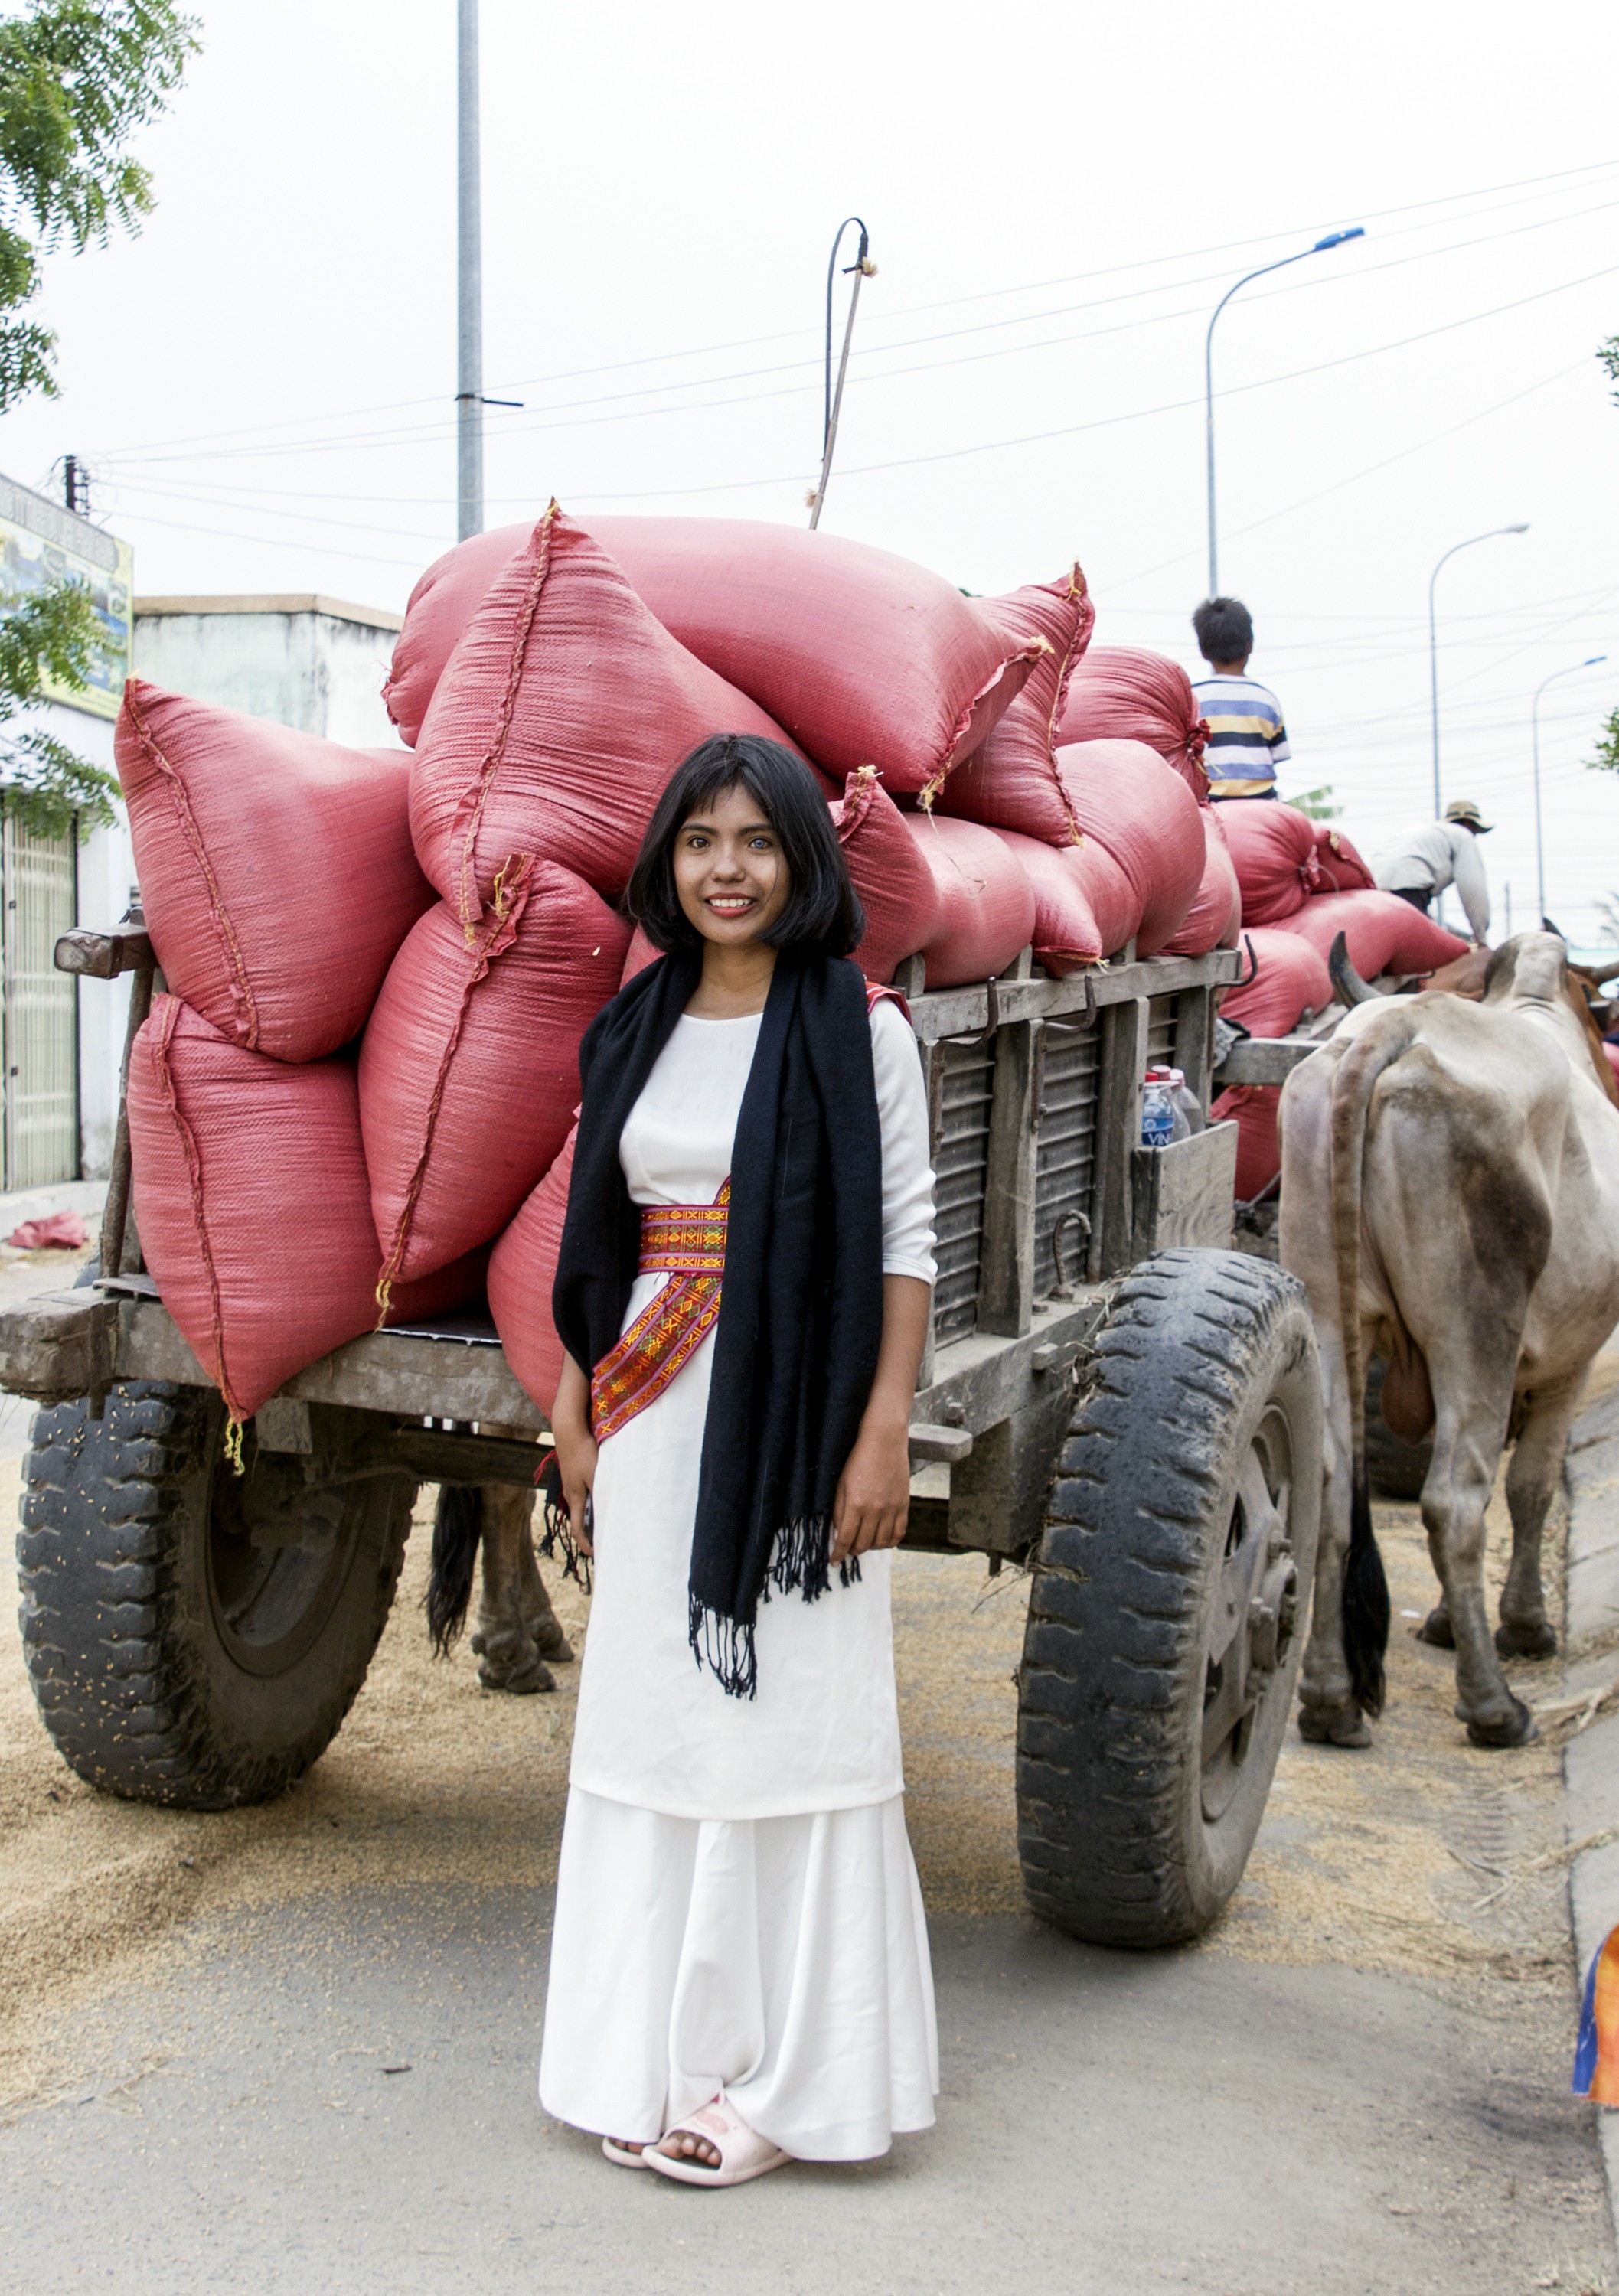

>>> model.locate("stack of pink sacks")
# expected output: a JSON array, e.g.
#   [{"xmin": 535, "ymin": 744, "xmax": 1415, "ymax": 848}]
[
  {"xmin": 119, "ymin": 507, "xmax": 1229, "ymax": 1433},
  {"xmin": 1213, "ymin": 800, "xmax": 1468, "ymax": 1198}
]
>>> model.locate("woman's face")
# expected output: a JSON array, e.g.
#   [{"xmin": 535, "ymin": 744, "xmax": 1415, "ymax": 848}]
[{"xmin": 674, "ymin": 781, "xmax": 792, "ymax": 946}]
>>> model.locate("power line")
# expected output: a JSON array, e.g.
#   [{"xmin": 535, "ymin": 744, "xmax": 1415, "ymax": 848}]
[{"xmin": 85, "ymin": 158, "xmax": 1619, "ymax": 470}]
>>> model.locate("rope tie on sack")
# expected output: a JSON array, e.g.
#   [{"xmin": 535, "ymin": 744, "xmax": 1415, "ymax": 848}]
[
  {"xmin": 374, "ymin": 853, "xmax": 538, "ymax": 1326},
  {"xmin": 449, "ymin": 501, "xmax": 558, "ymax": 940},
  {"xmin": 149, "ymin": 997, "xmax": 250, "ymax": 1466},
  {"xmin": 124, "ymin": 683, "xmax": 260, "ymax": 1049}
]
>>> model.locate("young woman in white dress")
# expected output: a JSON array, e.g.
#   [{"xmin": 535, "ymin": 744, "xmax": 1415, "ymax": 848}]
[{"xmin": 540, "ymin": 734, "xmax": 938, "ymax": 2187}]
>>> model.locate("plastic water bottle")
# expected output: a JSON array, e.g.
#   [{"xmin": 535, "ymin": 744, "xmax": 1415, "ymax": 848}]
[
  {"xmin": 1141, "ymin": 1068, "xmax": 1175, "ymax": 1150},
  {"xmin": 1167, "ymin": 1066, "xmax": 1203, "ymax": 1140}
]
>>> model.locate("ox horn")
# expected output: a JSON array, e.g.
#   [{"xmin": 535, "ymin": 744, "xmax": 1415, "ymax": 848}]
[{"xmin": 1329, "ymin": 931, "xmax": 1378, "ymax": 1007}]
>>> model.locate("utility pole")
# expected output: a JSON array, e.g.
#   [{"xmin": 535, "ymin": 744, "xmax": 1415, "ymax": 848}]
[{"xmin": 455, "ymin": 0, "xmax": 483, "ymax": 541}]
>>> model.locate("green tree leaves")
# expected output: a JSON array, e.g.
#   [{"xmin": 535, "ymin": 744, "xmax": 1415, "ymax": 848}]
[
  {"xmin": 0, "ymin": 1, "xmax": 197, "ymax": 409},
  {"xmin": 0, "ymin": 575, "xmax": 120, "ymax": 837},
  {"xmin": 0, "ymin": 3, "xmax": 196, "ymax": 833}
]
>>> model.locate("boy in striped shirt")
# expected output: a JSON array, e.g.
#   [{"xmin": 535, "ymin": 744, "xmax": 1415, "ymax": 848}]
[{"xmin": 1191, "ymin": 596, "xmax": 1291, "ymax": 801}]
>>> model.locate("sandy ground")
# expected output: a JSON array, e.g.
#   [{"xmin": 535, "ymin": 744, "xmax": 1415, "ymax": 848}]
[{"xmin": 0, "ymin": 1434, "xmax": 1614, "ymax": 2291}]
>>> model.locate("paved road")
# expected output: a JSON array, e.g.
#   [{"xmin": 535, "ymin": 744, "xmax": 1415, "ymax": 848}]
[
  {"xmin": 1, "ymin": 1889, "xmax": 1609, "ymax": 2296},
  {"xmin": 2, "ymin": 1428, "xmax": 1614, "ymax": 2294}
]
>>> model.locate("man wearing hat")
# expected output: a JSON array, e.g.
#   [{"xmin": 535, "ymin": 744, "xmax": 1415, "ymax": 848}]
[{"xmin": 1370, "ymin": 800, "xmax": 1493, "ymax": 943}]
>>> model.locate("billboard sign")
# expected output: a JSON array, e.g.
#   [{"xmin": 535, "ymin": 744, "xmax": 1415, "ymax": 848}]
[{"xmin": 0, "ymin": 472, "xmax": 132, "ymax": 722}]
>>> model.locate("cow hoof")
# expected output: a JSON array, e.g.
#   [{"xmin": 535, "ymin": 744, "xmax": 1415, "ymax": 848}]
[
  {"xmin": 1415, "ymin": 1607, "xmax": 1454, "ymax": 1650},
  {"xmin": 1297, "ymin": 1704, "xmax": 1373, "ymax": 1749},
  {"xmin": 531, "ymin": 1620, "xmax": 576, "ymax": 1664},
  {"xmin": 1494, "ymin": 1619, "xmax": 1558, "ymax": 1659},
  {"xmin": 478, "ymin": 1655, "xmax": 558, "ymax": 1695},
  {"xmin": 1463, "ymin": 1696, "xmax": 1537, "ymax": 1749}
]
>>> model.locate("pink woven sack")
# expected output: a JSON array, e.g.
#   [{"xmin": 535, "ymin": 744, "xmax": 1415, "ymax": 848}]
[
  {"xmin": 989, "ymin": 830, "xmax": 1104, "ymax": 974},
  {"xmin": 931, "ymin": 569, "xmax": 1092, "ymax": 842},
  {"xmin": 619, "ymin": 925, "xmax": 661, "ymax": 988},
  {"xmin": 1063, "ymin": 837, "xmax": 1141, "ymax": 959},
  {"xmin": 1164, "ymin": 809, "xmax": 1242, "ymax": 957},
  {"xmin": 360, "ymin": 861, "xmax": 629, "ymax": 1294},
  {"xmin": 1219, "ymin": 928, "xmax": 1332, "ymax": 1037},
  {"xmin": 488, "ymin": 1127, "xmax": 576, "ymax": 1413},
  {"xmin": 1216, "ymin": 801, "xmax": 1322, "ymax": 926},
  {"xmin": 1057, "ymin": 647, "xmax": 1209, "ymax": 801},
  {"xmin": 1310, "ymin": 822, "xmax": 1377, "ymax": 894},
  {"xmin": 126, "ymin": 996, "xmax": 481, "ymax": 1427},
  {"xmin": 388, "ymin": 516, "xmax": 1039, "ymax": 795},
  {"xmin": 116, "ymin": 683, "xmax": 433, "ymax": 1064},
  {"xmin": 408, "ymin": 507, "xmax": 799, "ymax": 925},
  {"xmin": 385, "ymin": 525, "xmax": 527, "ymax": 745},
  {"xmin": 1271, "ymin": 889, "xmax": 1467, "ymax": 979},
  {"xmin": 1211, "ymin": 1084, "xmax": 1281, "ymax": 1200},
  {"xmin": 903, "ymin": 814, "xmax": 1036, "ymax": 990},
  {"xmin": 832, "ymin": 768, "xmax": 942, "ymax": 984},
  {"xmin": 1054, "ymin": 740, "xmax": 1206, "ymax": 958}
]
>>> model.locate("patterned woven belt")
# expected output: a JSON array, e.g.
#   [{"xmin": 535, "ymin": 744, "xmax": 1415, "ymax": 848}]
[
  {"xmin": 590, "ymin": 1181, "xmax": 730, "ymax": 1442},
  {"xmin": 637, "ymin": 1194, "xmax": 729, "ymax": 1275}
]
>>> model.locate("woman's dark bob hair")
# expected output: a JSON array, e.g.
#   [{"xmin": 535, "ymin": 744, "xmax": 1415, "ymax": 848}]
[{"xmin": 625, "ymin": 734, "xmax": 864, "ymax": 958}]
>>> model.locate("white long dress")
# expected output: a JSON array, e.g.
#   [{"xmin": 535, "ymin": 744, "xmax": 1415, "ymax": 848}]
[{"xmin": 538, "ymin": 997, "xmax": 939, "ymax": 2160}]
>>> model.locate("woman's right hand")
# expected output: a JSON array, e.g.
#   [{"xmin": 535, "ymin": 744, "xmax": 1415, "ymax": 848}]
[{"xmin": 550, "ymin": 1353, "xmax": 599, "ymax": 1556}]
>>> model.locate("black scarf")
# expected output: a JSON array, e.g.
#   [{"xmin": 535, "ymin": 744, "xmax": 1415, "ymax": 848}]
[{"xmin": 551, "ymin": 945, "xmax": 886, "ymax": 1698}]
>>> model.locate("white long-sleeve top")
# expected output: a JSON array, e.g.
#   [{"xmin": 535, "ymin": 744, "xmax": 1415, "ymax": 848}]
[
  {"xmin": 568, "ymin": 992, "xmax": 937, "ymax": 1821},
  {"xmin": 1371, "ymin": 820, "xmax": 1490, "ymax": 941},
  {"xmin": 615, "ymin": 996, "xmax": 937, "ymax": 1281}
]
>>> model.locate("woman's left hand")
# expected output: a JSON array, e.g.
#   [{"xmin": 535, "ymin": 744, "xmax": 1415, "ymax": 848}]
[{"xmin": 831, "ymin": 1418, "xmax": 912, "ymax": 1562}]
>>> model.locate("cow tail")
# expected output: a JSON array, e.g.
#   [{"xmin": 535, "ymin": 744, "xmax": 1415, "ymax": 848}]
[
  {"xmin": 426, "ymin": 1486, "xmax": 484, "ymax": 1656},
  {"xmin": 1329, "ymin": 1016, "xmax": 1416, "ymax": 1717}
]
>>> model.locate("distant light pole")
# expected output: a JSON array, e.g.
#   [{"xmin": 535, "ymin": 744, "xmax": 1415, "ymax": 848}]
[
  {"xmin": 808, "ymin": 217, "xmax": 875, "ymax": 532},
  {"xmin": 1428, "ymin": 525, "xmax": 1529, "ymax": 817},
  {"xmin": 1532, "ymin": 654, "xmax": 1608, "ymax": 925},
  {"xmin": 1203, "ymin": 227, "xmax": 1363, "ymax": 598}
]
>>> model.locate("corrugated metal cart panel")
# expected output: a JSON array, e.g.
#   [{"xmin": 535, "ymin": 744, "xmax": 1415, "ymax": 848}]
[
  {"xmin": 2, "ymin": 810, "xmax": 78, "ymax": 1189},
  {"xmin": 1033, "ymin": 1019, "xmax": 1101, "ymax": 1302},
  {"xmin": 929, "ymin": 1035, "xmax": 994, "ymax": 1346},
  {"xmin": 1145, "ymin": 990, "xmax": 1180, "ymax": 1069}
]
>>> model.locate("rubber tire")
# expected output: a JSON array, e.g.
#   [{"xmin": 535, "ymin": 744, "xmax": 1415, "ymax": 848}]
[
  {"xmin": 16, "ymin": 1382, "xmax": 416, "ymax": 1810},
  {"xmin": 1363, "ymin": 1355, "xmax": 1433, "ymax": 1502},
  {"xmin": 1017, "ymin": 1248, "xmax": 1323, "ymax": 1949}
]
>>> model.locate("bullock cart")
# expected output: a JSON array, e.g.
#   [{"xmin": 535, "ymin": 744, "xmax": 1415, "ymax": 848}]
[{"xmin": 2, "ymin": 925, "xmax": 1324, "ymax": 1950}]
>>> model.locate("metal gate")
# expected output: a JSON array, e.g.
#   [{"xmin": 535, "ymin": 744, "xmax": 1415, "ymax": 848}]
[{"xmin": 2, "ymin": 805, "xmax": 78, "ymax": 1189}]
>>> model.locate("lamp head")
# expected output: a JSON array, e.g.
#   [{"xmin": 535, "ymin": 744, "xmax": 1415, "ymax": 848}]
[
  {"xmin": 1506, "ymin": 523, "xmax": 1530, "ymax": 534},
  {"xmin": 1314, "ymin": 227, "xmax": 1366, "ymax": 250}
]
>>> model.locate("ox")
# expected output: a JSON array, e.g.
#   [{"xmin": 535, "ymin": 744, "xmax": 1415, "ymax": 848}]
[
  {"xmin": 1279, "ymin": 932, "xmax": 1619, "ymax": 1748},
  {"xmin": 426, "ymin": 1485, "xmax": 575, "ymax": 1693}
]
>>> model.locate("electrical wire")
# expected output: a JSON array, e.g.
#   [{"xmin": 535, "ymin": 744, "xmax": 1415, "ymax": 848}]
[{"xmin": 84, "ymin": 158, "xmax": 1619, "ymax": 470}]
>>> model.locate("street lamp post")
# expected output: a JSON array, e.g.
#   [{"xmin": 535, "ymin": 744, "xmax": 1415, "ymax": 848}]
[
  {"xmin": 808, "ymin": 217, "xmax": 875, "ymax": 533},
  {"xmin": 1428, "ymin": 525, "xmax": 1529, "ymax": 817},
  {"xmin": 1532, "ymin": 654, "xmax": 1608, "ymax": 926},
  {"xmin": 1204, "ymin": 227, "xmax": 1363, "ymax": 599}
]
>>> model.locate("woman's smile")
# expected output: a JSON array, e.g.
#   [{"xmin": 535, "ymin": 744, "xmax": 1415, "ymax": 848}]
[{"xmin": 674, "ymin": 783, "xmax": 793, "ymax": 947}]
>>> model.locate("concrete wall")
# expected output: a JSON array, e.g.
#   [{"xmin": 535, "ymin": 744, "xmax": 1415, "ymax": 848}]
[
  {"xmin": 18, "ymin": 700, "xmax": 136, "ymax": 1182},
  {"xmin": 132, "ymin": 597, "xmax": 405, "ymax": 751}
]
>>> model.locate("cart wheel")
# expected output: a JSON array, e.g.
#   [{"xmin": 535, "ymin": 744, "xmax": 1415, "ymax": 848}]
[
  {"xmin": 1363, "ymin": 1355, "xmax": 1432, "ymax": 1502},
  {"xmin": 16, "ymin": 1383, "xmax": 416, "ymax": 1810},
  {"xmin": 1017, "ymin": 1249, "xmax": 1322, "ymax": 1949}
]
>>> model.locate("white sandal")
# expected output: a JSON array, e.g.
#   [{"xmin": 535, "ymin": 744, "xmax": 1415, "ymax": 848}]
[
  {"xmin": 643, "ymin": 2093, "xmax": 792, "ymax": 2187},
  {"xmin": 601, "ymin": 2137, "xmax": 653, "ymax": 2168}
]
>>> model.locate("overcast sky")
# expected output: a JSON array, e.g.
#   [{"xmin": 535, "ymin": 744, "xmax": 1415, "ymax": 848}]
[{"xmin": 4, "ymin": 0, "xmax": 1617, "ymax": 938}]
